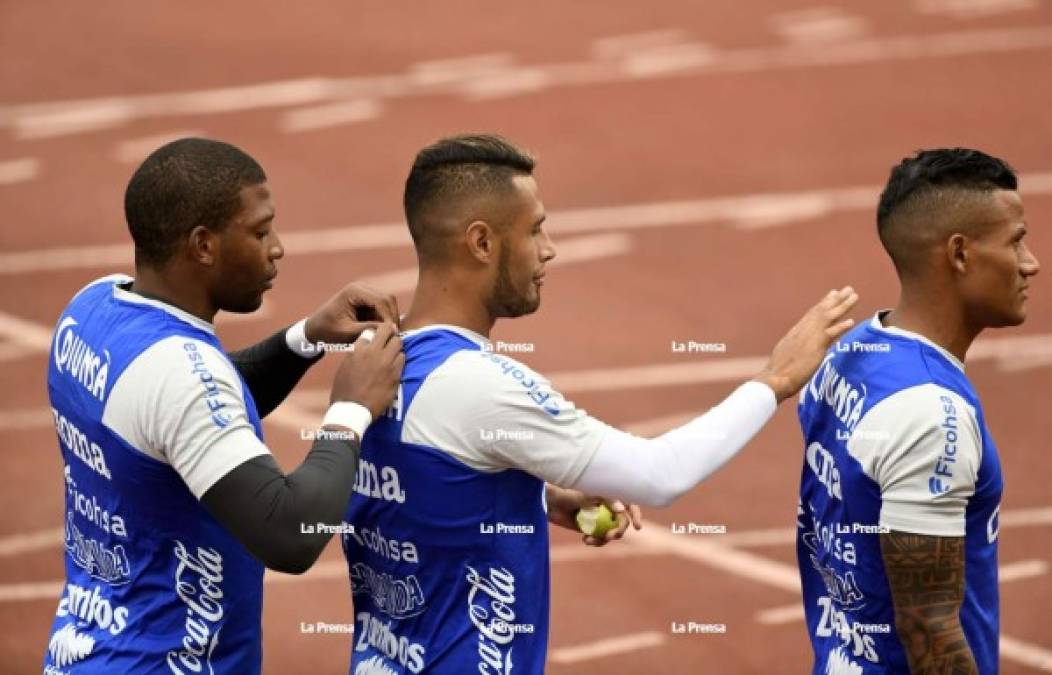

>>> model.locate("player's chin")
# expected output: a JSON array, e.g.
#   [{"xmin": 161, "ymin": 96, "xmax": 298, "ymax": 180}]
[
  {"xmin": 223, "ymin": 292, "xmax": 265, "ymax": 314},
  {"xmin": 991, "ymin": 306, "xmax": 1027, "ymax": 327}
]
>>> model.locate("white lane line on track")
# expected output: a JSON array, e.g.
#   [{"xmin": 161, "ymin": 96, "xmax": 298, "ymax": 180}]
[
  {"xmin": 1000, "ymin": 558, "xmax": 1051, "ymax": 582},
  {"xmin": 407, "ymin": 53, "xmax": 516, "ymax": 86},
  {"xmin": 592, "ymin": 30, "xmax": 691, "ymax": 59},
  {"xmin": 0, "ymin": 541, "xmax": 662, "ymax": 601},
  {"xmin": 757, "ymin": 559, "xmax": 1049, "ymax": 626},
  {"xmin": 0, "ymin": 232, "xmax": 630, "ymax": 366},
  {"xmin": 0, "ymin": 408, "xmax": 55, "ymax": 431},
  {"xmin": 280, "ymin": 99, "xmax": 382, "ymax": 133},
  {"xmin": 0, "ymin": 581, "xmax": 62, "ymax": 603},
  {"xmin": 0, "ymin": 310, "xmax": 53, "ymax": 352},
  {"xmin": 265, "ymin": 329, "xmax": 1052, "ymax": 427},
  {"xmin": 1001, "ymin": 636, "xmax": 1052, "ymax": 672},
  {"xmin": 6, "ymin": 171, "xmax": 1052, "ymax": 275},
  {"xmin": 0, "ymin": 527, "xmax": 63, "ymax": 557},
  {"xmin": 914, "ymin": 0, "xmax": 1040, "ymax": 19},
  {"xmin": 770, "ymin": 8, "xmax": 871, "ymax": 45},
  {"xmin": 755, "ymin": 604, "xmax": 806, "ymax": 625},
  {"xmin": 549, "ymin": 631, "xmax": 666, "ymax": 665},
  {"xmin": 2, "ymin": 511, "xmax": 1049, "ymax": 598},
  {"xmin": 631, "ymin": 519, "xmax": 803, "ymax": 593},
  {"xmin": 349, "ymin": 233, "xmax": 633, "ymax": 296},
  {"xmin": 1000, "ymin": 506, "xmax": 1052, "ymax": 527},
  {"xmin": 0, "ymin": 158, "xmax": 40, "ymax": 185},
  {"xmin": 0, "ymin": 297, "xmax": 271, "ymax": 364},
  {"xmin": 6, "ymin": 25, "xmax": 1052, "ymax": 136},
  {"xmin": 112, "ymin": 131, "xmax": 205, "ymax": 164}
]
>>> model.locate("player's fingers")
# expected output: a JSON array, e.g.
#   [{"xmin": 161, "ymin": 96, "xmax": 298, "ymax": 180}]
[
  {"xmin": 826, "ymin": 290, "xmax": 859, "ymax": 320},
  {"xmin": 369, "ymin": 322, "xmax": 398, "ymax": 350},
  {"xmin": 628, "ymin": 504, "xmax": 643, "ymax": 530},
  {"xmin": 385, "ymin": 295, "xmax": 401, "ymax": 328},
  {"xmin": 352, "ymin": 322, "xmax": 382, "ymax": 348},
  {"xmin": 825, "ymin": 318, "xmax": 856, "ymax": 339},
  {"xmin": 816, "ymin": 288, "xmax": 841, "ymax": 310},
  {"xmin": 367, "ymin": 291, "xmax": 399, "ymax": 326},
  {"xmin": 583, "ymin": 534, "xmax": 606, "ymax": 547},
  {"xmin": 606, "ymin": 511, "xmax": 631, "ymax": 541}
]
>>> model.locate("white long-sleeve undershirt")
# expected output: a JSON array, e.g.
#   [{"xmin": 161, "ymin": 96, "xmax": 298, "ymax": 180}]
[{"xmin": 571, "ymin": 381, "xmax": 778, "ymax": 507}]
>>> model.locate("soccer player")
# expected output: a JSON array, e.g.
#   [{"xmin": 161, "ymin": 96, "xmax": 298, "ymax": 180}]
[
  {"xmin": 44, "ymin": 138, "xmax": 405, "ymax": 674},
  {"xmin": 340, "ymin": 134, "xmax": 858, "ymax": 674},
  {"xmin": 795, "ymin": 148, "xmax": 1040, "ymax": 673}
]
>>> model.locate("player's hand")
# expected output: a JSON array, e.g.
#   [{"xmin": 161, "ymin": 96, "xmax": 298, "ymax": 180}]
[
  {"xmin": 545, "ymin": 486, "xmax": 643, "ymax": 547},
  {"xmin": 330, "ymin": 323, "xmax": 405, "ymax": 419},
  {"xmin": 755, "ymin": 286, "xmax": 858, "ymax": 403},
  {"xmin": 305, "ymin": 282, "xmax": 400, "ymax": 346}
]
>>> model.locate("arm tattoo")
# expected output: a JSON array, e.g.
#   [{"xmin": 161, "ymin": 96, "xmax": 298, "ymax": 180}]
[{"xmin": 879, "ymin": 531, "xmax": 978, "ymax": 674}]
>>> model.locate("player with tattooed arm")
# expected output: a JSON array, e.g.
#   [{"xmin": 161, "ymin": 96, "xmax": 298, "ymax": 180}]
[{"xmin": 796, "ymin": 148, "xmax": 1040, "ymax": 674}]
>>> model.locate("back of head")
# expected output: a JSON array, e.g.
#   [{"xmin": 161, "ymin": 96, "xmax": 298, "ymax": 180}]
[
  {"xmin": 876, "ymin": 148, "xmax": 1017, "ymax": 278},
  {"xmin": 125, "ymin": 137, "xmax": 266, "ymax": 268},
  {"xmin": 403, "ymin": 134, "xmax": 535, "ymax": 262}
]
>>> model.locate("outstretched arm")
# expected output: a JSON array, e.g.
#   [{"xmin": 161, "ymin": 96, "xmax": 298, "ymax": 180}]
[
  {"xmin": 879, "ymin": 532, "xmax": 977, "ymax": 674},
  {"xmin": 572, "ymin": 287, "xmax": 858, "ymax": 507}
]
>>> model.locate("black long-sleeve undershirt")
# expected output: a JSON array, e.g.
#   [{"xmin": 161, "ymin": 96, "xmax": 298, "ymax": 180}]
[
  {"xmin": 201, "ymin": 437, "xmax": 360, "ymax": 574},
  {"xmin": 227, "ymin": 325, "xmax": 321, "ymax": 418},
  {"xmin": 209, "ymin": 325, "xmax": 358, "ymax": 574}
]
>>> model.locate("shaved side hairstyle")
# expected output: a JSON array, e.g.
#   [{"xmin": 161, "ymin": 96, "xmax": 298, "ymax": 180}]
[
  {"xmin": 877, "ymin": 148, "xmax": 1017, "ymax": 278},
  {"xmin": 125, "ymin": 137, "xmax": 266, "ymax": 268},
  {"xmin": 403, "ymin": 134, "xmax": 535, "ymax": 261}
]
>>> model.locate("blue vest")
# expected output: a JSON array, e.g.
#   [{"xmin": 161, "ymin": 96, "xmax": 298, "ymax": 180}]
[
  {"xmin": 44, "ymin": 279, "xmax": 265, "ymax": 674},
  {"xmin": 797, "ymin": 320, "xmax": 1001, "ymax": 674},
  {"xmin": 342, "ymin": 328, "xmax": 550, "ymax": 674}
]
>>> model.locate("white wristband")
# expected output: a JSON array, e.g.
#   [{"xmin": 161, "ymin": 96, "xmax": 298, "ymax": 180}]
[
  {"xmin": 322, "ymin": 401, "xmax": 373, "ymax": 439},
  {"xmin": 285, "ymin": 318, "xmax": 318, "ymax": 358}
]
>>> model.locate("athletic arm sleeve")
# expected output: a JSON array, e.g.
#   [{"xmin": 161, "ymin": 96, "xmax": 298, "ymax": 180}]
[
  {"xmin": 402, "ymin": 350, "xmax": 777, "ymax": 507},
  {"xmin": 848, "ymin": 383, "xmax": 981, "ymax": 537},
  {"xmin": 227, "ymin": 319, "xmax": 322, "ymax": 418},
  {"xmin": 103, "ymin": 335, "xmax": 374, "ymax": 572},
  {"xmin": 573, "ymin": 381, "xmax": 777, "ymax": 507},
  {"xmin": 200, "ymin": 435, "xmax": 362, "ymax": 574}
]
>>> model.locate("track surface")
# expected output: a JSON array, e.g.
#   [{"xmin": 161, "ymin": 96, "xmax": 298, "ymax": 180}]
[{"xmin": 2, "ymin": 2, "xmax": 1051, "ymax": 673}]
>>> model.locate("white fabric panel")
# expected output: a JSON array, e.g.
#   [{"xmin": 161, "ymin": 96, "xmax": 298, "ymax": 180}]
[
  {"xmin": 102, "ymin": 336, "xmax": 270, "ymax": 499},
  {"xmin": 402, "ymin": 349, "xmax": 608, "ymax": 486},
  {"xmin": 848, "ymin": 383, "xmax": 981, "ymax": 537}
]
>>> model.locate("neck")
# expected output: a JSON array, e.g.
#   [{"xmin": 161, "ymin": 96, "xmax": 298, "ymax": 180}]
[
  {"xmin": 129, "ymin": 264, "xmax": 217, "ymax": 324},
  {"xmin": 401, "ymin": 266, "xmax": 495, "ymax": 337},
  {"xmin": 883, "ymin": 282, "xmax": 979, "ymax": 363}
]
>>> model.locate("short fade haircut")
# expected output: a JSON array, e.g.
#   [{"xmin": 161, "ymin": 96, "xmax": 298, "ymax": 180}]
[
  {"xmin": 403, "ymin": 134, "xmax": 535, "ymax": 258},
  {"xmin": 876, "ymin": 148, "xmax": 1017, "ymax": 276},
  {"xmin": 124, "ymin": 137, "xmax": 266, "ymax": 267}
]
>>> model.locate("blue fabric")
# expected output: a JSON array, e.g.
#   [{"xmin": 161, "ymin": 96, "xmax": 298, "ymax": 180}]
[
  {"xmin": 44, "ymin": 279, "xmax": 265, "ymax": 674},
  {"xmin": 796, "ymin": 320, "xmax": 1001, "ymax": 674},
  {"xmin": 343, "ymin": 329, "xmax": 550, "ymax": 675}
]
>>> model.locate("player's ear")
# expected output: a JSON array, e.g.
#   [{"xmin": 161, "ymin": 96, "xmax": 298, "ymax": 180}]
[
  {"xmin": 947, "ymin": 233, "xmax": 969, "ymax": 274},
  {"xmin": 465, "ymin": 220, "xmax": 496, "ymax": 264},
  {"xmin": 188, "ymin": 224, "xmax": 220, "ymax": 266}
]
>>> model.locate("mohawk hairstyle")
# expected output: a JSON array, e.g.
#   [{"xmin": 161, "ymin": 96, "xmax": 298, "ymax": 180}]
[
  {"xmin": 876, "ymin": 148, "xmax": 1017, "ymax": 276},
  {"xmin": 403, "ymin": 134, "xmax": 535, "ymax": 258}
]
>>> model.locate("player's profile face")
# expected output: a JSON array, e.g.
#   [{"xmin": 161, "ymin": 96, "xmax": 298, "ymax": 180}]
[
  {"xmin": 489, "ymin": 175, "xmax": 555, "ymax": 318},
  {"xmin": 214, "ymin": 181, "xmax": 284, "ymax": 313},
  {"xmin": 961, "ymin": 189, "xmax": 1040, "ymax": 327}
]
